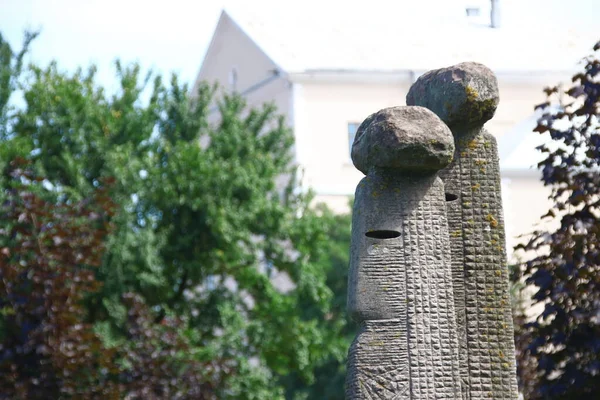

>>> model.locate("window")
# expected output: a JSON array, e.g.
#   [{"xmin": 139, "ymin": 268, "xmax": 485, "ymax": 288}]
[
  {"xmin": 465, "ymin": 7, "xmax": 480, "ymax": 17},
  {"xmin": 348, "ymin": 122, "xmax": 360, "ymax": 158},
  {"xmin": 229, "ymin": 67, "xmax": 238, "ymax": 92}
]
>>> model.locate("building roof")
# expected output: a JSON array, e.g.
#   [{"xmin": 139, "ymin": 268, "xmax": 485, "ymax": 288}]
[
  {"xmin": 200, "ymin": 1, "xmax": 598, "ymax": 174},
  {"xmin": 223, "ymin": 0, "xmax": 598, "ymax": 74}
]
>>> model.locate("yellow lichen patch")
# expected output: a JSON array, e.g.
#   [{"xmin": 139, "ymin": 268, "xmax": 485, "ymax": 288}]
[
  {"xmin": 464, "ymin": 85, "xmax": 498, "ymax": 122},
  {"xmin": 495, "ymin": 270, "xmax": 502, "ymax": 277},
  {"xmin": 472, "ymin": 183, "xmax": 481, "ymax": 191},
  {"xmin": 465, "ymin": 85, "xmax": 479, "ymax": 100},
  {"xmin": 486, "ymin": 214, "xmax": 498, "ymax": 228},
  {"xmin": 460, "ymin": 151, "xmax": 468, "ymax": 158},
  {"xmin": 468, "ymin": 139, "xmax": 479, "ymax": 150},
  {"xmin": 450, "ymin": 229, "xmax": 462, "ymax": 238},
  {"xmin": 372, "ymin": 191, "xmax": 379, "ymax": 198}
]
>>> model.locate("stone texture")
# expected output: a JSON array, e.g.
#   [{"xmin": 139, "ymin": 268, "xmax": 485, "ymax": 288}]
[
  {"xmin": 351, "ymin": 106, "xmax": 455, "ymax": 175},
  {"xmin": 346, "ymin": 106, "xmax": 461, "ymax": 399},
  {"xmin": 407, "ymin": 62, "xmax": 519, "ymax": 400},
  {"xmin": 406, "ymin": 62, "xmax": 499, "ymax": 129}
]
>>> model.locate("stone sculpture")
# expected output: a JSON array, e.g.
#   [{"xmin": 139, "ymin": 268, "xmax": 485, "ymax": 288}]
[
  {"xmin": 345, "ymin": 62, "xmax": 519, "ymax": 399},
  {"xmin": 407, "ymin": 62, "xmax": 519, "ymax": 399},
  {"xmin": 346, "ymin": 106, "xmax": 462, "ymax": 399}
]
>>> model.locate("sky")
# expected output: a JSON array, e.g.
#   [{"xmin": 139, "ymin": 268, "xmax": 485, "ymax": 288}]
[
  {"xmin": 0, "ymin": 0, "xmax": 250, "ymax": 87},
  {"xmin": 1, "ymin": 0, "xmax": 598, "ymax": 89}
]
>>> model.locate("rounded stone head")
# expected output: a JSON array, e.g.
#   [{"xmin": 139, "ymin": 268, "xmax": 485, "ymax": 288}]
[
  {"xmin": 406, "ymin": 62, "xmax": 499, "ymax": 129},
  {"xmin": 351, "ymin": 106, "xmax": 454, "ymax": 175}
]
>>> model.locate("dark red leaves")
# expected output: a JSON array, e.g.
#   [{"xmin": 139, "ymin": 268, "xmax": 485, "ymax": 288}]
[
  {"xmin": 0, "ymin": 161, "xmax": 120, "ymax": 399},
  {"xmin": 0, "ymin": 162, "xmax": 217, "ymax": 399},
  {"xmin": 515, "ymin": 40, "xmax": 600, "ymax": 399}
]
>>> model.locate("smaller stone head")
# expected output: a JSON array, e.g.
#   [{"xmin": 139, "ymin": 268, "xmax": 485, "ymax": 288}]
[
  {"xmin": 406, "ymin": 62, "xmax": 499, "ymax": 130},
  {"xmin": 351, "ymin": 106, "xmax": 455, "ymax": 175},
  {"xmin": 347, "ymin": 105, "xmax": 455, "ymax": 322}
]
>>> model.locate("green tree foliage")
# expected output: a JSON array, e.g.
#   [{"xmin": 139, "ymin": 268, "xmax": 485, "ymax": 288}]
[
  {"xmin": 0, "ymin": 31, "xmax": 37, "ymax": 139},
  {"xmin": 0, "ymin": 32, "xmax": 353, "ymax": 398},
  {"xmin": 514, "ymin": 40, "xmax": 600, "ymax": 399},
  {"xmin": 0, "ymin": 160, "xmax": 219, "ymax": 399},
  {"xmin": 281, "ymin": 206, "xmax": 353, "ymax": 400}
]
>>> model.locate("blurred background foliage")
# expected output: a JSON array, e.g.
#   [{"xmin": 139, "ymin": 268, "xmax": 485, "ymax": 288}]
[
  {"xmin": 512, "ymin": 41, "xmax": 600, "ymax": 399},
  {"xmin": 0, "ymin": 31, "xmax": 352, "ymax": 399},
  {"xmin": 1, "ymin": 29, "xmax": 599, "ymax": 400}
]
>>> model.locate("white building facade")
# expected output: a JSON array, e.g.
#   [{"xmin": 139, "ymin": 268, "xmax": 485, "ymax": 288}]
[{"xmin": 193, "ymin": 1, "xmax": 597, "ymax": 261}]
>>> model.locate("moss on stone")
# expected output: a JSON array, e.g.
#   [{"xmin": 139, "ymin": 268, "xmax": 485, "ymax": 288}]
[
  {"xmin": 451, "ymin": 229, "xmax": 462, "ymax": 238},
  {"xmin": 467, "ymin": 138, "xmax": 479, "ymax": 151},
  {"xmin": 486, "ymin": 214, "xmax": 499, "ymax": 228}
]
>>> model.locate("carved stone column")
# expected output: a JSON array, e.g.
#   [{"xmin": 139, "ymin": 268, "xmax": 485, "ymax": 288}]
[
  {"xmin": 407, "ymin": 62, "xmax": 519, "ymax": 399},
  {"xmin": 346, "ymin": 106, "xmax": 461, "ymax": 399}
]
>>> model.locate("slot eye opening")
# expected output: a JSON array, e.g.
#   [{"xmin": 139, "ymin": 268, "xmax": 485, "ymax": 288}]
[
  {"xmin": 365, "ymin": 230, "xmax": 401, "ymax": 239},
  {"xmin": 445, "ymin": 193, "xmax": 458, "ymax": 201}
]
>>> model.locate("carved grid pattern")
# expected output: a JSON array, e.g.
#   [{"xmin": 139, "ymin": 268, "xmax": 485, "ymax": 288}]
[
  {"xmin": 346, "ymin": 319, "xmax": 410, "ymax": 400},
  {"xmin": 347, "ymin": 176, "xmax": 461, "ymax": 399},
  {"xmin": 440, "ymin": 130, "xmax": 519, "ymax": 399},
  {"xmin": 404, "ymin": 179, "xmax": 461, "ymax": 398}
]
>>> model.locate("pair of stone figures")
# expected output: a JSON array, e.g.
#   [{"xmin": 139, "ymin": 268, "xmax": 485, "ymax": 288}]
[{"xmin": 346, "ymin": 62, "xmax": 519, "ymax": 399}]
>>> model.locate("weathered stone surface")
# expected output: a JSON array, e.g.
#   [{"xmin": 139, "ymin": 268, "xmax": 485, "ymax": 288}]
[
  {"xmin": 346, "ymin": 174, "xmax": 462, "ymax": 399},
  {"xmin": 351, "ymin": 106, "xmax": 454, "ymax": 174},
  {"xmin": 346, "ymin": 106, "xmax": 461, "ymax": 399},
  {"xmin": 406, "ymin": 62, "xmax": 499, "ymax": 129},
  {"xmin": 407, "ymin": 62, "xmax": 519, "ymax": 400}
]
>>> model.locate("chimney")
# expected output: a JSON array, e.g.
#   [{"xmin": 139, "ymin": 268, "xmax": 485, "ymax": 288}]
[{"xmin": 490, "ymin": 0, "xmax": 500, "ymax": 28}]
